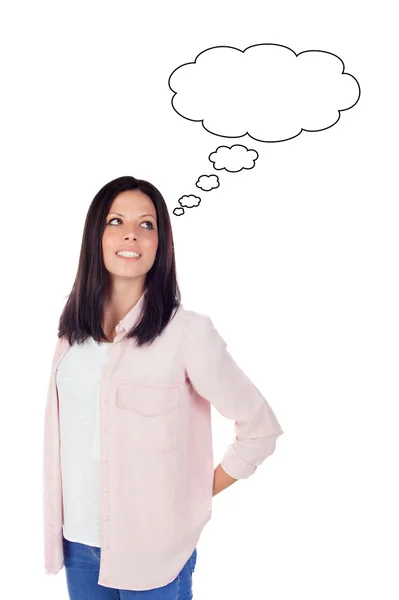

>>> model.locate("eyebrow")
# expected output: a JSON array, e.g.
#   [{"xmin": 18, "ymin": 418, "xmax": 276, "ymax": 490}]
[{"xmin": 108, "ymin": 212, "xmax": 156, "ymax": 219}]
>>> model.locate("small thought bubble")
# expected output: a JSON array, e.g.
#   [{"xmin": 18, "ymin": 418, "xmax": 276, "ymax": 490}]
[
  {"xmin": 178, "ymin": 194, "xmax": 201, "ymax": 208},
  {"xmin": 209, "ymin": 144, "xmax": 258, "ymax": 172},
  {"xmin": 196, "ymin": 174, "xmax": 220, "ymax": 191},
  {"xmin": 173, "ymin": 207, "xmax": 185, "ymax": 216}
]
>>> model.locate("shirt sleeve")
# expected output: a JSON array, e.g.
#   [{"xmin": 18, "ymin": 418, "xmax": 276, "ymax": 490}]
[{"xmin": 183, "ymin": 312, "xmax": 284, "ymax": 480}]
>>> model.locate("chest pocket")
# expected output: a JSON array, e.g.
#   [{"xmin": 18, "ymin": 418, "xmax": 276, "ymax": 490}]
[{"xmin": 116, "ymin": 382, "xmax": 180, "ymax": 454}]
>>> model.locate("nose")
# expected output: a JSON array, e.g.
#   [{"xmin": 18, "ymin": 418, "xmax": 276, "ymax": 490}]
[{"xmin": 124, "ymin": 230, "xmax": 138, "ymax": 240}]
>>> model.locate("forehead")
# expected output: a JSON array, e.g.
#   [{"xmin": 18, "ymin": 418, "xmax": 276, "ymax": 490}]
[{"xmin": 108, "ymin": 190, "xmax": 156, "ymax": 216}]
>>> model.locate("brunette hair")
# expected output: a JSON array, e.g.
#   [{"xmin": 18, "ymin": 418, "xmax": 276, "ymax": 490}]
[{"xmin": 57, "ymin": 175, "xmax": 181, "ymax": 347}]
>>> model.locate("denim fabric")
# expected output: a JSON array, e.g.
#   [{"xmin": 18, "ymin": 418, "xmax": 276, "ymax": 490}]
[{"xmin": 62, "ymin": 533, "xmax": 197, "ymax": 599}]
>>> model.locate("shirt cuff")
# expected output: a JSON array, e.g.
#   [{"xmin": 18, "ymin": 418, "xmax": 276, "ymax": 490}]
[{"xmin": 220, "ymin": 445, "xmax": 258, "ymax": 480}]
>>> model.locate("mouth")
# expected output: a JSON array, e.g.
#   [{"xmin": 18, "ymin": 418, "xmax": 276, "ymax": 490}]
[{"xmin": 115, "ymin": 252, "xmax": 141, "ymax": 262}]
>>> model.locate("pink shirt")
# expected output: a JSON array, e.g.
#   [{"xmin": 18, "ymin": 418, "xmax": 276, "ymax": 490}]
[{"xmin": 43, "ymin": 291, "xmax": 284, "ymax": 591}]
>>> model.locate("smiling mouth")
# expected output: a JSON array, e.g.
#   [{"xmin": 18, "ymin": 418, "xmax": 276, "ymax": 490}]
[{"xmin": 116, "ymin": 254, "xmax": 141, "ymax": 261}]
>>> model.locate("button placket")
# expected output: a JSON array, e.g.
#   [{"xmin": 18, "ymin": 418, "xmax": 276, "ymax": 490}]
[{"xmin": 99, "ymin": 334, "xmax": 125, "ymax": 569}]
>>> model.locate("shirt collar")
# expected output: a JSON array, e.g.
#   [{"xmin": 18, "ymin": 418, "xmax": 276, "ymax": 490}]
[{"xmin": 115, "ymin": 289, "xmax": 147, "ymax": 335}]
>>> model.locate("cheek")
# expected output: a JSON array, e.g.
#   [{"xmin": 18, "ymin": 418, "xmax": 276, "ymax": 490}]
[
  {"xmin": 102, "ymin": 231, "xmax": 115, "ymax": 248},
  {"xmin": 143, "ymin": 234, "xmax": 158, "ymax": 251}
]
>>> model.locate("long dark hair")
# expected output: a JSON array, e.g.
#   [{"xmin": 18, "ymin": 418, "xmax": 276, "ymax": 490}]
[{"xmin": 58, "ymin": 176, "xmax": 181, "ymax": 347}]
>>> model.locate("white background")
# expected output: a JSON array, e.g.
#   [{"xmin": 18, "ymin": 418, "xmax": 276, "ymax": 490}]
[{"xmin": 1, "ymin": 1, "xmax": 398, "ymax": 598}]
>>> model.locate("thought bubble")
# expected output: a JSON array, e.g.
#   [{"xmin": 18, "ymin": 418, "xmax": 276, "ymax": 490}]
[
  {"xmin": 178, "ymin": 194, "xmax": 201, "ymax": 208},
  {"xmin": 208, "ymin": 144, "xmax": 258, "ymax": 172},
  {"xmin": 196, "ymin": 174, "xmax": 220, "ymax": 191},
  {"xmin": 173, "ymin": 207, "xmax": 185, "ymax": 216},
  {"xmin": 169, "ymin": 43, "xmax": 361, "ymax": 143}
]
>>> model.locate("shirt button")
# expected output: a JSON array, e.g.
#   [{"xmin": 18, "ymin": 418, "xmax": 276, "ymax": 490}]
[
  {"xmin": 103, "ymin": 458, "xmax": 108, "ymax": 463},
  {"xmin": 104, "ymin": 516, "xmax": 109, "ymax": 521}
]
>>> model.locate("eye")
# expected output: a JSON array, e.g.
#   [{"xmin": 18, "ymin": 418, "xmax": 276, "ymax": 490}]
[{"xmin": 107, "ymin": 217, "xmax": 154, "ymax": 229}]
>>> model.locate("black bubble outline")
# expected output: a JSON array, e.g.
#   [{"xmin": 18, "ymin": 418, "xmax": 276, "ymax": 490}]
[
  {"xmin": 178, "ymin": 194, "xmax": 202, "ymax": 208},
  {"xmin": 195, "ymin": 174, "xmax": 220, "ymax": 190},
  {"xmin": 208, "ymin": 144, "xmax": 259, "ymax": 173},
  {"xmin": 168, "ymin": 43, "xmax": 361, "ymax": 143}
]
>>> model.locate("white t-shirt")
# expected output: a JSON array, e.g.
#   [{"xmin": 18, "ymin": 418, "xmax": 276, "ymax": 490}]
[{"xmin": 56, "ymin": 336, "xmax": 113, "ymax": 547}]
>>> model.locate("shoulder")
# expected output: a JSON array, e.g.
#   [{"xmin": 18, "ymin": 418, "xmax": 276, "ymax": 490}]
[
  {"xmin": 178, "ymin": 307, "xmax": 227, "ymax": 353},
  {"xmin": 178, "ymin": 305, "xmax": 213, "ymax": 329},
  {"xmin": 171, "ymin": 304, "xmax": 224, "ymax": 345},
  {"xmin": 172, "ymin": 304, "xmax": 209, "ymax": 323}
]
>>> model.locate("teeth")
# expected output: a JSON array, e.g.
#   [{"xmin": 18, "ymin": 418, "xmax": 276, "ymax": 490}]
[{"xmin": 117, "ymin": 251, "xmax": 140, "ymax": 257}]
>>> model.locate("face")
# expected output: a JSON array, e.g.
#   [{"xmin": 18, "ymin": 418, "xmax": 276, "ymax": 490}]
[{"xmin": 102, "ymin": 190, "xmax": 158, "ymax": 289}]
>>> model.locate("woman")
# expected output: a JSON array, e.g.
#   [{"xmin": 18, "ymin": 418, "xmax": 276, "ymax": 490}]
[{"xmin": 43, "ymin": 175, "xmax": 284, "ymax": 598}]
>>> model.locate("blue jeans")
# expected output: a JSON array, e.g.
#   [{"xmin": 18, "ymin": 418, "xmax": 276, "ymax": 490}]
[{"xmin": 62, "ymin": 532, "xmax": 197, "ymax": 599}]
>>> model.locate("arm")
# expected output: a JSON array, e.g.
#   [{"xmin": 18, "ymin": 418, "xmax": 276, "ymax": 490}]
[
  {"xmin": 213, "ymin": 463, "xmax": 238, "ymax": 496},
  {"xmin": 183, "ymin": 313, "xmax": 284, "ymax": 487}
]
